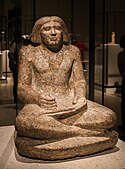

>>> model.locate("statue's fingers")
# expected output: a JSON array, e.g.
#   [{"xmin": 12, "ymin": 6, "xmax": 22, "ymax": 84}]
[{"xmin": 41, "ymin": 98, "xmax": 56, "ymax": 104}]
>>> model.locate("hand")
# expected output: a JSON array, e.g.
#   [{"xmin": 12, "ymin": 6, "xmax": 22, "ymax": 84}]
[
  {"xmin": 72, "ymin": 96, "xmax": 87, "ymax": 111},
  {"xmin": 46, "ymin": 97, "xmax": 87, "ymax": 118},
  {"xmin": 77, "ymin": 97, "xmax": 87, "ymax": 106},
  {"xmin": 73, "ymin": 95, "xmax": 86, "ymax": 104},
  {"xmin": 39, "ymin": 93, "xmax": 57, "ymax": 109}
]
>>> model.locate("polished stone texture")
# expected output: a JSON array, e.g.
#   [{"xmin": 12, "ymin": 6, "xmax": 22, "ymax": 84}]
[{"xmin": 15, "ymin": 16, "xmax": 118, "ymax": 160}]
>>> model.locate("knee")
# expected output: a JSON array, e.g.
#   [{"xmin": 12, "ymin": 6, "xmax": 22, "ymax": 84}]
[
  {"xmin": 15, "ymin": 104, "xmax": 42, "ymax": 130},
  {"xmin": 102, "ymin": 108, "xmax": 117, "ymax": 128},
  {"xmin": 83, "ymin": 100, "xmax": 117, "ymax": 129}
]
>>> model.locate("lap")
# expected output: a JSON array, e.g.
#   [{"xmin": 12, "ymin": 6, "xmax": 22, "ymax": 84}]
[
  {"xmin": 16, "ymin": 101, "xmax": 117, "ymax": 130},
  {"xmin": 74, "ymin": 100, "xmax": 117, "ymax": 129}
]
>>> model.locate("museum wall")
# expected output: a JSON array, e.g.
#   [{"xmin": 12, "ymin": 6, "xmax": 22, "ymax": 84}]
[
  {"xmin": 0, "ymin": 0, "xmax": 125, "ymax": 46},
  {"xmin": 95, "ymin": 0, "xmax": 125, "ymax": 43},
  {"xmin": 21, "ymin": 0, "xmax": 89, "ymax": 42}
]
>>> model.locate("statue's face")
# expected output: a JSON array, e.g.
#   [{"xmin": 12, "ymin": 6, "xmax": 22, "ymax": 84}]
[{"xmin": 40, "ymin": 21, "xmax": 63, "ymax": 52}]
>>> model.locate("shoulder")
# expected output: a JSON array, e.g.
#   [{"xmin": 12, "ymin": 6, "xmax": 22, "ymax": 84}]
[
  {"xmin": 19, "ymin": 44, "xmax": 33, "ymax": 53},
  {"xmin": 68, "ymin": 44, "xmax": 80, "ymax": 51},
  {"xmin": 67, "ymin": 44, "xmax": 81, "ymax": 61},
  {"xmin": 19, "ymin": 44, "xmax": 36, "ymax": 61},
  {"xmin": 65, "ymin": 44, "xmax": 81, "ymax": 56}
]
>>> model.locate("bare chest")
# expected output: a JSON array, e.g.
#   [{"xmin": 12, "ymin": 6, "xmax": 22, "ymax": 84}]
[{"xmin": 32, "ymin": 50, "xmax": 73, "ymax": 73}]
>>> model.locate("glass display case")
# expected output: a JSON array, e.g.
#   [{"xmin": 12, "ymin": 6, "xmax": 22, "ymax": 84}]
[{"xmin": 95, "ymin": 44, "xmax": 122, "ymax": 93}]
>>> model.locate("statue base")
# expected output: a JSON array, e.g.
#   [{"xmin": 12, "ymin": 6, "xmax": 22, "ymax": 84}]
[{"xmin": 15, "ymin": 131, "xmax": 118, "ymax": 160}]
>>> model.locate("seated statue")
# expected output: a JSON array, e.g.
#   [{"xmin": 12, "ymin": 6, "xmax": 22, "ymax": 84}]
[{"xmin": 15, "ymin": 16, "xmax": 118, "ymax": 160}]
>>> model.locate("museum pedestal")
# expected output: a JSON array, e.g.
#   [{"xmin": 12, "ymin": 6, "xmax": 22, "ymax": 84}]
[
  {"xmin": 95, "ymin": 44, "xmax": 122, "ymax": 93},
  {"xmin": 0, "ymin": 50, "xmax": 10, "ymax": 80}
]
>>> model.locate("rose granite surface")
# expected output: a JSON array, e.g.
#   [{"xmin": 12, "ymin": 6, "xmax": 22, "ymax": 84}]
[{"xmin": 15, "ymin": 16, "xmax": 118, "ymax": 160}]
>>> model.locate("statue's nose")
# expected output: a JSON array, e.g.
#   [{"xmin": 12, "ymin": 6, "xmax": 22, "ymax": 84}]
[{"xmin": 51, "ymin": 28, "xmax": 56, "ymax": 35}]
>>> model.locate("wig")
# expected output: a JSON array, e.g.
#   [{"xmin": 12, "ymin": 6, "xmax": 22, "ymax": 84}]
[{"xmin": 30, "ymin": 16, "xmax": 70, "ymax": 45}]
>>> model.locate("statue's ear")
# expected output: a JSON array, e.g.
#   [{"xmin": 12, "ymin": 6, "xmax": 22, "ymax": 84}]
[
  {"xmin": 30, "ymin": 31, "xmax": 41, "ymax": 44},
  {"xmin": 63, "ymin": 32, "xmax": 70, "ymax": 45},
  {"xmin": 62, "ymin": 23, "xmax": 70, "ymax": 45},
  {"xmin": 30, "ymin": 19, "xmax": 42, "ymax": 44}
]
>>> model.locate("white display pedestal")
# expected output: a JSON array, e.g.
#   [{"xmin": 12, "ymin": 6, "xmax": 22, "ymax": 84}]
[
  {"xmin": 0, "ymin": 51, "xmax": 2, "ymax": 78},
  {"xmin": 95, "ymin": 44, "xmax": 122, "ymax": 94},
  {"xmin": 0, "ymin": 50, "xmax": 10, "ymax": 80}
]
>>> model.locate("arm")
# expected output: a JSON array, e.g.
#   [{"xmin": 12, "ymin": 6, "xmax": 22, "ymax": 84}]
[
  {"xmin": 18, "ymin": 46, "xmax": 40, "ymax": 104},
  {"xmin": 71, "ymin": 46, "xmax": 87, "ymax": 100},
  {"xmin": 18, "ymin": 46, "xmax": 56, "ymax": 108}
]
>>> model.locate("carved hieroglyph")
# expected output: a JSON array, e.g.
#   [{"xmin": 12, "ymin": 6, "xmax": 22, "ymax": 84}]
[{"xmin": 15, "ymin": 16, "xmax": 118, "ymax": 160}]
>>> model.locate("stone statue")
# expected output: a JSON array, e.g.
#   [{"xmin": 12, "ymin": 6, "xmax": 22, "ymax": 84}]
[
  {"xmin": 111, "ymin": 32, "xmax": 115, "ymax": 44},
  {"xmin": 15, "ymin": 16, "xmax": 118, "ymax": 160}
]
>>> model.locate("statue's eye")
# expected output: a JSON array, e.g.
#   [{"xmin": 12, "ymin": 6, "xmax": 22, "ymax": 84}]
[
  {"xmin": 43, "ymin": 26, "xmax": 51, "ymax": 31},
  {"xmin": 54, "ymin": 26, "xmax": 62, "ymax": 31}
]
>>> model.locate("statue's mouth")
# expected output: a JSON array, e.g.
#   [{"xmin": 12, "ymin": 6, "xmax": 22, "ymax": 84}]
[{"xmin": 50, "ymin": 37, "xmax": 57, "ymax": 41}]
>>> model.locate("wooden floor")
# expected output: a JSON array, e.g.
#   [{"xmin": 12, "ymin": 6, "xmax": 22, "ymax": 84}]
[{"xmin": 0, "ymin": 75, "xmax": 125, "ymax": 141}]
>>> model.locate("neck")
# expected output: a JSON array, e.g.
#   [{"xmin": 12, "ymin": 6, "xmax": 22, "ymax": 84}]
[
  {"xmin": 41, "ymin": 42, "xmax": 63, "ymax": 53},
  {"xmin": 39, "ymin": 44, "xmax": 67, "ymax": 60}
]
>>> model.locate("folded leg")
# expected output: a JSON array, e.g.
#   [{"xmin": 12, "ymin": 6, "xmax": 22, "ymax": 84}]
[
  {"xmin": 74, "ymin": 100, "xmax": 117, "ymax": 129},
  {"xmin": 16, "ymin": 104, "xmax": 109, "ymax": 140}
]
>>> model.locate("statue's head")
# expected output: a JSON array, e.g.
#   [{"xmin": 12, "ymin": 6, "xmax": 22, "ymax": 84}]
[{"xmin": 30, "ymin": 16, "xmax": 70, "ymax": 47}]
